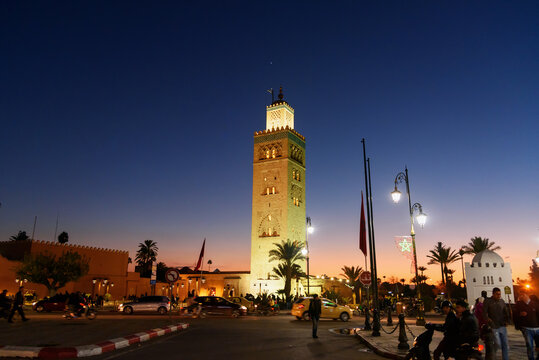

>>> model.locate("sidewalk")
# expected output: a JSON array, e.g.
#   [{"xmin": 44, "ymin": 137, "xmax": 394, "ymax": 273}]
[
  {"xmin": 0, "ymin": 314, "xmax": 190, "ymax": 358},
  {"xmin": 355, "ymin": 318, "xmax": 528, "ymax": 360}
]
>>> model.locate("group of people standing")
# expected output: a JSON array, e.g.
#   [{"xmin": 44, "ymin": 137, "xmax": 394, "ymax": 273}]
[{"xmin": 434, "ymin": 287, "xmax": 538, "ymax": 360}]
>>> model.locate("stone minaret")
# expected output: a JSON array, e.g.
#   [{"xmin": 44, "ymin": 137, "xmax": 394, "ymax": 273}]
[{"xmin": 250, "ymin": 87, "xmax": 306, "ymax": 280}]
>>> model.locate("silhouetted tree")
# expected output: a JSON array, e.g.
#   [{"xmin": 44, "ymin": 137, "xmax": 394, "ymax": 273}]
[
  {"xmin": 10, "ymin": 231, "xmax": 29, "ymax": 241},
  {"xmin": 57, "ymin": 231, "xmax": 69, "ymax": 244}
]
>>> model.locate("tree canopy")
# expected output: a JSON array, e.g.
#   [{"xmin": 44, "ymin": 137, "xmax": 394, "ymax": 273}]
[
  {"xmin": 340, "ymin": 265, "xmax": 362, "ymax": 302},
  {"xmin": 15, "ymin": 251, "xmax": 89, "ymax": 296},
  {"xmin": 10, "ymin": 231, "xmax": 29, "ymax": 241},
  {"xmin": 427, "ymin": 242, "xmax": 460, "ymax": 284},
  {"xmin": 135, "ymin": 240, "xmax": 158, "ymax": 277},
  {"xmin": 268, "ymin": 239, "xmax": 305, "ymax": 299},
  {"xmin": 461, "ymin": 236, "xmax": 501, "ymax": 255},
  {"xmin": 57, "ymin": 231, "xmax": 69, "ymax": 244}
]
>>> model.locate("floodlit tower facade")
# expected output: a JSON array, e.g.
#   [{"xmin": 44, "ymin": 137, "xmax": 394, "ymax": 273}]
[{"xmin": 250, "ymin": 88, "xmax": 306, "ymax": 281}]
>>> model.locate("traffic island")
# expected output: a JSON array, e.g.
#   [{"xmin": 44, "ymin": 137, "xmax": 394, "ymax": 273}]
[{"xmin": 0, "ymin": 323, "xmax": 189, "ymax": 359}]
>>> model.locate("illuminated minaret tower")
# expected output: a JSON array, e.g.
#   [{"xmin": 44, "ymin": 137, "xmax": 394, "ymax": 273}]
[{"xmin": 250, "ymin": 87, "xmax": 306, "ymax": 280}]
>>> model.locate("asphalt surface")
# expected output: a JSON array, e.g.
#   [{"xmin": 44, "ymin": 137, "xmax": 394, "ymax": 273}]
[{"xmin": 90, "ymin": 315, "xmax": 385, "ymax": 360}]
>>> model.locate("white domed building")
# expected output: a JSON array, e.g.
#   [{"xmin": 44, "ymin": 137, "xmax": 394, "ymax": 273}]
[{"xmin": 464, "ymin": 250, "xmax": 514, "ymax": 303}]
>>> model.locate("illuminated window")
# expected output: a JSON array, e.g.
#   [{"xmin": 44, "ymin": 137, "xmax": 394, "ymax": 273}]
[
  {"xmin": 271, "ymin": 149, "xmax": 276, "ymax": 158},
  {"xmin": 292, "ymin": 170, "xmax": 296, "ymax": 179},
  {"xmin": 266, "ymin": 150, "xmax": 270, "ymax": 159},
  {"xmin": 266, "ymin": 187, "xmax": 270, "ymax": 195},
  {"xmin": 272, "ymin": 187, "xmax": 275, "ymax": 194},
  {"xmin": 297, "ymin": 173, "xmax": 300, "ymax": 181},
  {"xmin": 268, "ymin": 215, "xmax": 271, "ymax": 221}
]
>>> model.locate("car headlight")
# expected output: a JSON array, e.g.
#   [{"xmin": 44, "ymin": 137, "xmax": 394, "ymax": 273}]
[
  {"xmin": 32, "ymin": 302, "xmax": 37, "ymax": 306},
  {"xmin": 240, "ymin": 306, "xmax": 247, "ymax": 310}
]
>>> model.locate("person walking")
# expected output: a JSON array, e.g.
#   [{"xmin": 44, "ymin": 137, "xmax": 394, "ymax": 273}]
[
  {"xmin": 309, "ymin": 294, "xmax": 322, "ymax": 338},
  {"xmin": 8, "ymin": 286, "xmax": 29, "ymax": 323},
  {"xmin": 483, "ymin": 287, "xmax": 510, "ymax": 360},
  {"xmin": 454, "ymin": 299, "xmax": 480, "ymax": 360},
  {"xmin": 514, "ymin": 291, "xmax": 539, "ymax": 360},
  {"xmin": 432, "ymin": 300, "xmax": 459, "ymax": 360}
]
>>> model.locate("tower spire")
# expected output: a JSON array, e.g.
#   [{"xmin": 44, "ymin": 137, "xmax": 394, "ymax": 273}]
[{"xmin": 278, "ymin": 86, "xmax": 284, "ymax": 101}]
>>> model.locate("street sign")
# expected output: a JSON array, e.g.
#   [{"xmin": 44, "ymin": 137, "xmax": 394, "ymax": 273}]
[
  {"xmin": 504, "ymin": 286, "xmax": 511, "ymax": 295},
  {"xmin": 360, "ymin": 271, "xmax": 372, "ymax": 286},
  {"xmin": 165, "ymin": 268, "xmax": 180, "ymax": 283}
]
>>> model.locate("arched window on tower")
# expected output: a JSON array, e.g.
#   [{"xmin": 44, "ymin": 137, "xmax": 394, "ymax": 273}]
[
  {"xmin": 272, "ymin": 186, "xmax": 275, "ymax": 194},
  {"xmin": 266, "ymin": 149, "xmax": 270, "ymax": 159},
  {"xmin": 271, "ymin": 148, "xmax": 276, "ymax": 158}
]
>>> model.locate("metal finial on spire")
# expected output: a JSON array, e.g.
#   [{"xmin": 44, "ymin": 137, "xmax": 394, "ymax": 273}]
[{"xmin": 278, "ymin": 86, "xmax": 284, "ymax": 101}]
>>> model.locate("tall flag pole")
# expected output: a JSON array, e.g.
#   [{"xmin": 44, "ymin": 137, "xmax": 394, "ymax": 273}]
[
  {"xmin": 194, "ymin": 238, "xmax": 206, "ymax": 272},
  {"xmin": 359, "ymin": 191, "xmax": 368, "ymax": 269}
]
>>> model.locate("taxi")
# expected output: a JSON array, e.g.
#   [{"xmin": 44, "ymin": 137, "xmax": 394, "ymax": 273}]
[{"xmin": 291, "ymin": 297, "xmax": 352, "ymax": 322}]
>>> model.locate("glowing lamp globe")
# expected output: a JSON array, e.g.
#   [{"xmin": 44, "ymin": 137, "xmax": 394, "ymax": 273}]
[
  {"xmin": 307, "ymin": 226, "xmax": 314, "ymax": 234},
  {"xmin": 301, "ymin": 248, "xmax": 308, "ymax": 256},
  {"xmin": 416, "ymin": 212, "xmax": 427, "ymax": 228},
  {"xmin": 391, "ymin": 188, "xmax": 402, "ymax": 203}
]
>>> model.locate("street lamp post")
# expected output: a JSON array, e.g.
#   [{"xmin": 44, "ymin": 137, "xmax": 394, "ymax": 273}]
[
  {"xmin": 459, "ymin": 249, "xmax": 466, "ymax": 285},
  {"xmin": 304, "ymin": 217, "xmax": 313, "ymax": 296},
  {"xmin": 392, "ymin": 167, "xmax": 427, "ymax": 326}
]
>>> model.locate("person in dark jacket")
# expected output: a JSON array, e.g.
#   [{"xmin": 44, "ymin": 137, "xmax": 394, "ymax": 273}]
[
  {"xmin": 514, "ymin": 292, "xmax": 539, "ymax": 360},
  {"xmin": 308, "ymin": 294, "xmax": 322, "ymax": 338},
  {"xmin": 455, "ymin": 299, "xmax": 479, "ymax": 360},
  {"xmin": 7, "ymin": 286, "xmax": 28, "ymax": 323},
  {"xmin": 483, "ymin": 287, "xmax": 510, "ymax": 360},
  {"xmin": 432, "ymin": 300, "xmax": 459, "ymax": 360}
]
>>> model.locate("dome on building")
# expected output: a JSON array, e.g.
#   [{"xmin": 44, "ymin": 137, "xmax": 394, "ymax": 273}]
[{"xmin": 472, "ymin": 249, "xmax": 504, "ymax": 265}]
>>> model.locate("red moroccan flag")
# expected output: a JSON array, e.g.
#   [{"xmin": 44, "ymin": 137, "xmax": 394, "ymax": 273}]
[
  {"xmin": 359, "ymin": 192, "xmax": 367, "ymax": 257},
  {"xmin": 194, "ymin": 239, "xmax": 205, "ymax": 272}
]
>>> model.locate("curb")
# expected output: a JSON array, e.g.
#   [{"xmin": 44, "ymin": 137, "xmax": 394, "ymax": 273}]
[
  {"xmin": 354, "ymin": 329, "xmax": 407, "ymax": 360},
  {"xmin": 0, "ymin": 323, "xmax": 189, "ymax": 359}
]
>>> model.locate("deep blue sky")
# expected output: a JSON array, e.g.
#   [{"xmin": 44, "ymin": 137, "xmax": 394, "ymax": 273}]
[{"xmin": 1, "ymin": 1, "xmax": 538, "ymax": 281}]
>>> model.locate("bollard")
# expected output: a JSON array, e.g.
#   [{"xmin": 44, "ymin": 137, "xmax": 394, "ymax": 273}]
[
  {"xmin": 397, "ymin": 313, "xmax": 409, "ymax": 350},
  {"xmin": 364, "ymin": 307, "xmax": 372, "ymax": 330},
  {"xmin": 387, "ymin": 306, "xmax": 393, "ymax": 326},
  {"xmin": 372, "ymin": 309, "xmax": 381, "ymax": 337}
]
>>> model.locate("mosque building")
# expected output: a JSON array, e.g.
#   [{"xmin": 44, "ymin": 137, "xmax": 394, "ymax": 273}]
[{"xmin": 464, "ymin": 249, "xmax": 515, "ymax": 303}]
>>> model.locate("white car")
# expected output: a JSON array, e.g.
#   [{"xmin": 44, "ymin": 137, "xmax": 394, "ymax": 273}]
[{"xmin": 118, "ymin": 296, "xmax": 171, "ymax": 315}]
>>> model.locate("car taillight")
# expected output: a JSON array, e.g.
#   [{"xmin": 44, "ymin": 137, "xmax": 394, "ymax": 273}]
[
  {"xmin": 298, "ymin": 304, "xmax": 304, "ymax": 309},
  {"xmin": 168, "ymin": 302, "xmax": 170, "ymax": 305},
  {"xmin": 478, "ymin": 344, "xmax": 484, "ymax": 352}
]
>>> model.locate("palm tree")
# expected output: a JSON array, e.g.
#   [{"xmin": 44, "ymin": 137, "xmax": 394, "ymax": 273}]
[
  {"xmin": 444, "ymin": 268, "xmax": 456, "ymax": 283},
  {"xmin": 135, "ymin": 240, "xmax": 158, "ymax": 276},
  {"xmin": 461, "ymin": 236, "xmax": 501, "ymax": 255},
  {"xmin": 418, "ymin": 266, "xmax": 427, "ymax": 276},
  {"xmin": 10, "ymin": 231, "xmax": 29, "ymax": 241},
  {"xmin": 273, "ymin": 263, "xmax": 305, "ymax": 295},
  {"xmin": 269, "ymin": 239, "xmax": 305, "ymax": 300},
  {"xmin": 427, "ymin": 242, "xmax": 460, "ymax": 284},
  {"xmin": 340, "ymin": 265, "xmax": 362, "ymax": 303}
]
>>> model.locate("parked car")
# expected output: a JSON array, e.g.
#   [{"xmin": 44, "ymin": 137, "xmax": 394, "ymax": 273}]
[
  {"xmin": 194, "ymin": 296, "xmax": 247, "ymax": 317},
  {"xmin": 118, "ymin": 296, "xmax": 171, "ymax": 315},
  {"xmin": 291, "ymin": 297, "xmax": 353, "ymax": 322},
  {"xmin": 33, "ymin": 295, "xmax": 68, "ymax": 312},
  {"xmin": 229, "ymin": 296, "xmax": 255, "ymax": 312}
]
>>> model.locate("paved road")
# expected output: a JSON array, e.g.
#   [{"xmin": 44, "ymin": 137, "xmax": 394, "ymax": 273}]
[{"xmin": 92, "ymin": 315, "xmax": 385, "ymax": 360}]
